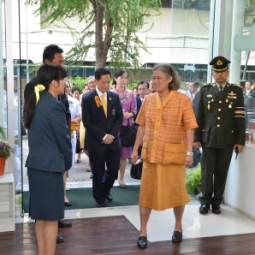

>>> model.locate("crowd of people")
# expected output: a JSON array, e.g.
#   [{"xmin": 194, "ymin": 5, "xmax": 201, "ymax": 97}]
[{"xmin": 22, "ymin": 44, "xmax": 246, "ymax": 254}]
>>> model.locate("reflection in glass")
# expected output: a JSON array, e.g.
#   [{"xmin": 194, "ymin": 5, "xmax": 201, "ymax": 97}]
[{"xmin": 171, "ymin": 0, "xmax": 211, "ymax": 89}]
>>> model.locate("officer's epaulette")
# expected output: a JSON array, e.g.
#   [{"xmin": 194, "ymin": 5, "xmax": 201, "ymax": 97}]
[
  {"xmin": 229, "ymin": 83, "xmax": 243, "ymax": 89},
  {"xmin": 201, "ymin": 83, "xmax": 213, "ymax": 89}
]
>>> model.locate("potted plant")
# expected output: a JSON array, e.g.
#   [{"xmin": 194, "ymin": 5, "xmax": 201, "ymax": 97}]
[
  {"xmin": 185, "ymin": 163, "xmax": 202, "ymax": 195},
  {"xmin": 0, "ymin": 126, "xmax": 14, "ymax": 176}
]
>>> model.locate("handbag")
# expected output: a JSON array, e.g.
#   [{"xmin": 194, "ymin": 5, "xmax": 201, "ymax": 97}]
[
  {"xmin": 120, "ymin": 119, "xmax": 137, "ymax": 147},
  {"xmin": 130, "ymin": 159, "xmax": 143, "ymax": 180}
]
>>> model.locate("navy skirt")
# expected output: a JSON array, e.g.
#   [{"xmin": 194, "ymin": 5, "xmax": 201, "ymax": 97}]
[{"xmin": 28, "ymin": 168, "xmax": 64, "ymax": 220}]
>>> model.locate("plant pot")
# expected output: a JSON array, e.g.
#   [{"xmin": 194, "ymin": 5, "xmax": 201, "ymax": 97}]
[{"xmin": 0, "ymin": 157, "xmax": 6, "ymax": 176}]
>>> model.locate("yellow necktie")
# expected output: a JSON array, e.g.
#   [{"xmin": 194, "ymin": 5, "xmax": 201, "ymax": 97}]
[{"xmin": 101, "ymin": 94, "xmax": 107, "ymax": 117}]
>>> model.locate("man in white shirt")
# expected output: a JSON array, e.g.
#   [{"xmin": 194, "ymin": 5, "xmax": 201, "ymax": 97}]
[{"xmin": 64, "ymin": 80, "xmax": 82, "ymax": 206}]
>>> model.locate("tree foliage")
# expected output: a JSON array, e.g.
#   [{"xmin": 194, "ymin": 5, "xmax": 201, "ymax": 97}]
[
  {"xmin": 244, "ymin": 0, "xmax": 255, "ymax": 26},
  {"xmin": 25, "ymin": 0, "xmax": 161, "ymax": 70}
]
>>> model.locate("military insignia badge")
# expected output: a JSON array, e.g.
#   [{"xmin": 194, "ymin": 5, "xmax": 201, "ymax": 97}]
[
  {"xmin": 206, "ymin": 95, "xmax": 214, "ymax": 110},
  {"xmin": 210, "ymin": 56, "xmax": 230, "ymax": 72},
  {"xmin": 227, "ymin": 91, "xmax": 237, "ymax": 99},
  {"xmin": 216, "ymin": 59, "xmax": 223, "ymax": 65}
]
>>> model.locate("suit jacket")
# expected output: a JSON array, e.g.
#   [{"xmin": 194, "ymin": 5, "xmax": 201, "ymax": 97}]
[
  {"xmin": 192, "ymin": 91, "xmax": 200, "ymax": 110},
  {"xmin": 134, "ymin": 96, "xmax": 142, "ymax": 121},
  {"xmin": 25, "ymin": 92, "xmax": 72, "ymax": 172},
  {"xmin": 194, "ymin": 83, "xmax": 245, "ymax": 148},
  {"xmin": 24, "ymin": 77, "xmax": 71, "ymax": 128},
  {"xmin": 82, "ymin": 90, "xmax": 123, "ymax": 152},
  {"xmin": 244, "ymin": 94, "xmax": 255, "ymax": 112},
  {"xmin": 244, "ymin": 89, "xmax": 255, "ymax": 102}
]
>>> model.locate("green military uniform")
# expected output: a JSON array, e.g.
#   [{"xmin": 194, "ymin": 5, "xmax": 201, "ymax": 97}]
[{"xmin": 194, "ymin": 82, "xmax": 245, "ymax": 206}]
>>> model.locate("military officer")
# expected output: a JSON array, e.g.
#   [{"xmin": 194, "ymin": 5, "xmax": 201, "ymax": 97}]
[{"xmin": 193, "ymin": 56, "xmax": 245, "ymax": 215}]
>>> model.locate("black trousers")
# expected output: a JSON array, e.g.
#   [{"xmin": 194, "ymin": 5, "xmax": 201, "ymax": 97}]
[
  {"xmin": 89, "ymin": 148, "xmax": 121, "ymax": 204},
  {"xmin": 199, "ymin": 147, "xmax": 233, "ymax": 206}
]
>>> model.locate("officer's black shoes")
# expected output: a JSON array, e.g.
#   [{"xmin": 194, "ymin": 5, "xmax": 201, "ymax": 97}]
[
  {"xmin": 199, "ymin": 204, "xmax": 210, "ymax": 214},
  {"xmin": 212, "ymin": 204, "xmax": 222, "ymax": 214}
]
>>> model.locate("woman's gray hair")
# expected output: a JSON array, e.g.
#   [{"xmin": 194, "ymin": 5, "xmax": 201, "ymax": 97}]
[{"xmin": 153, "ymin": 64, "xmax": 180, "ymax": 91}]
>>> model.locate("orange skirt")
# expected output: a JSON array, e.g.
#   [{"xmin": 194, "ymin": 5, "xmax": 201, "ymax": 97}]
[{"xmin": 139, "ymin": 161, "xmax": 190, "ymax": 211}]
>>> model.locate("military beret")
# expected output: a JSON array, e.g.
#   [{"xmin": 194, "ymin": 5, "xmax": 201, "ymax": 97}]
[{"xmin": 210, "ymin": 56, "xmax": 231, "ymax": 72}]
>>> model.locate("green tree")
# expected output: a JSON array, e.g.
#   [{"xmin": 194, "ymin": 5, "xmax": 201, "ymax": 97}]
[
  {"xmin": 25, "ymin": 0, "xmax": 161, "ymax": 70},
  {"xmin": 244, "ymin": 0, "xmax": 255, "ymax": 26}
]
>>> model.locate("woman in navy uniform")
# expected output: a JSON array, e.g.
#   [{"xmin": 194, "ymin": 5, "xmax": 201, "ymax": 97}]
[
  {"xmin": 24, "ymin": 65, "xmax": 72, "ymax": 255},
  {"xmin": 194, "ymin": 56, "xmax": 245, "ymax": 215}
]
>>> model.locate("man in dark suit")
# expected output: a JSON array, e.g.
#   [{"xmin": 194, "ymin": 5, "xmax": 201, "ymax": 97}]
[
  {"xmin": 242, "ymin": 81, "xmax": 255, "ymax": 129},
  {"xmin": 189, "ymin": 81, "xmax": 200, "ymax": 110},
  {"xmin": 187, "ymin": 81, "xmax": 201, "ymax": 168},
  {"xmin": 134, "ymin": 80, "xmax": 149, "ymax": 122},
  {"xmin": 133, "ymin": 81, "xmax": 149, "ymax": 157},
  {"xmin": 82, "ymin": 67, "xmax": 123, "ymax": 207},
  {"xmin": 244, "ymin": 81, "xmax": 255, "ymax": 101},
  {"xmin": 24, "ymin": 44, "xmax": 72, "ymax": 243},
  {"xmin": 194, "ymin": 56, "xmax": 245, "ymax": 215}
]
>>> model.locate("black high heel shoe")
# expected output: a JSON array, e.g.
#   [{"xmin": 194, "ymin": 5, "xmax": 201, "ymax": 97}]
[
  {"xmin": 137, "ymin": 236, "xmax": 147, "ymax": 249},
  {"xmin": 64, "ymin": 201, "xmax": 72, "ymax": 207},
  {"xmin": 172, "ymin": 230, "xmax": 182, "ymax": 243}
]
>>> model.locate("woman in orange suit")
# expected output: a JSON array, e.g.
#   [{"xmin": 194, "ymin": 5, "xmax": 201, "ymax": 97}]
[{"xmin": 131, "ymin": 64, "xmax": 198, "ymax": 249}]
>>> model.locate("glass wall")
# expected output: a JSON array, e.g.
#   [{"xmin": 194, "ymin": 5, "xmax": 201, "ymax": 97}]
[
  {"xmin": 170, "ymin": 0, "xmax": 211, "ymax": 85},
  {"xmin": 8, "ymin": 0, "xmax": 255, "ymax": 210},
  {"xmin": 238, "ymin": 1, "xmax": 255, "ymax": 147},
  {"xmin": 1, "ymin": 1, "xmax": 23, "ymax": 194},
  {"xmin": 0, "ymin": 2, "xmax": 6, "ymax": 132},
  {"xmin": 15, "ymin": 0, "xmax": 214, "ymax": 209}
]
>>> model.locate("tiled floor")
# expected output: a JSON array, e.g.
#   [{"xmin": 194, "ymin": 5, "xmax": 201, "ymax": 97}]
[
  {"xmin": 18, "ymin": 139, "xmax": 255, "ymax": 243},
  {"xmin": 18, "ymin": 203, "xmax": 255, "ymax": 242}
]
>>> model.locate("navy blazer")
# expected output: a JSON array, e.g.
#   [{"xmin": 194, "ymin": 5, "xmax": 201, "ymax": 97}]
[
  {"xmin": 25, "ymin": 92, "xmax": 72, "ymax": 172},
  {"xmin": 192, "ymin": 91, "xmax": 200, "ymax": 110},
  {"xmin": 82, "ymin": 90, "xmax": 123, "ymax": 152},
  {"xmin": 134, "ymin": 96, "xmax": 142, "ymax": 121}
]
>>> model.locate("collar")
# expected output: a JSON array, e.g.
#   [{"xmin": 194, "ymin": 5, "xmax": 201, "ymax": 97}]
[
  {"xmin": 192, "ymin": 91, "xmax": 198, "ymax": 97},
  {"xmin": 216, "ymin": 82, "xmax": 227, "ymax": 90},
  {"xmin": 96, "ymin": 87, "xmax": 107, "ymax": 99}
]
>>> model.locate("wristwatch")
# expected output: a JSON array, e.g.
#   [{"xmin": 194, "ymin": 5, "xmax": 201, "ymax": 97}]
[{"xmin": 185, "ymin": 151, "xmax": 194, "ymax": 156}]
